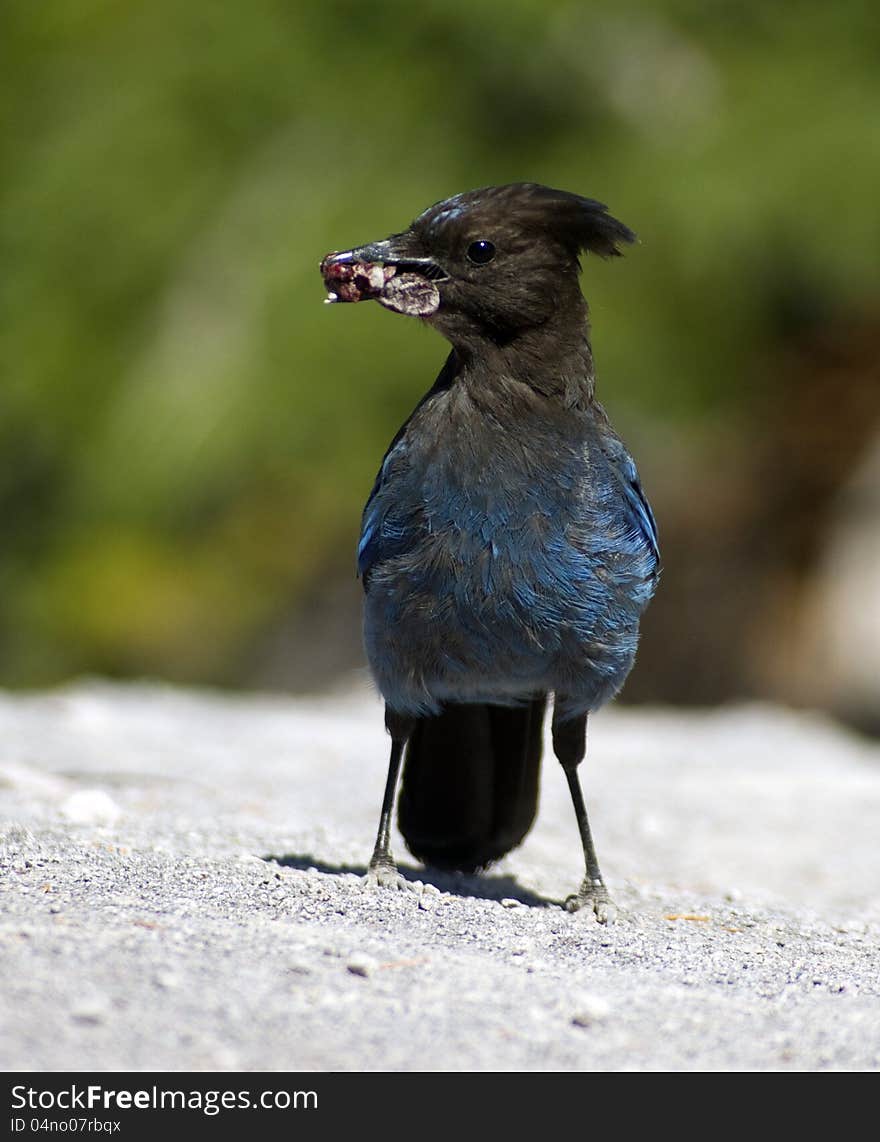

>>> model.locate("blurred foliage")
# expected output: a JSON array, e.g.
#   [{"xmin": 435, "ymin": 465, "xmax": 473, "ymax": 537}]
[{"xmin": 1, "ymin": 0, "xmax": 879, "ymax": 688}]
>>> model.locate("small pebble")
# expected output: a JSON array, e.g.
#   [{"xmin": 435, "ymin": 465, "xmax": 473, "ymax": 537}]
[
  {"xmin": 347, "ymin": 957, "xmax": 376, "ymax": 978},
  {"xmin": 571, "ymin": 994, "xmax": 612, "ymax": 1027},
  {"xmin": 71, "ymin": 995, "xmax": 110, "ymax": 1025},
  {"xmin": 61, "ymin": 790, "xmax": 120, "ymax": 826}
]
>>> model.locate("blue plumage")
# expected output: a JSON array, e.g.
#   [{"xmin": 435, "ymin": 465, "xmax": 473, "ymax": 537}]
[{"xmin": 360, "ymin": 369, "xmax": 658, "ymax": 719}]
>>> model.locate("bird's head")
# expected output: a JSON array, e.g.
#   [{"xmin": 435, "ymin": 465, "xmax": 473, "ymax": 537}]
[{"xmin": 321, "ymin": 183, "xmax": 635, "ymax": 353}]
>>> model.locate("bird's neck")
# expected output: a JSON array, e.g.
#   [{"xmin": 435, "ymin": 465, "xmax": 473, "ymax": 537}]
[{"xmin": 451, "ymin": 303, "xmax": 596, "ymax": 410}]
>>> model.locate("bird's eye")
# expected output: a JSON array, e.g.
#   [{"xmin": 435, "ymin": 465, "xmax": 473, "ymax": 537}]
[{"xmin": 466, "ymin": 239, "xmax": 496, "ymax": 265}]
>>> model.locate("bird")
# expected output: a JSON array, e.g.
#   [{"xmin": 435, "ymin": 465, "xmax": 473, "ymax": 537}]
[{"xmin": 320, "ymin": 182, "xmax": 659, "ymax": 921}]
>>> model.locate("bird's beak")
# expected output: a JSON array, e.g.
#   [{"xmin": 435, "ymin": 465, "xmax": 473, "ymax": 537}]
[
  {"xmin": 320, "ymin": 234, "xmax": 446, "ymax": 316},
  {"xmin": 322, "ymin": 236, "xmax": 447, "ymax": 281}
]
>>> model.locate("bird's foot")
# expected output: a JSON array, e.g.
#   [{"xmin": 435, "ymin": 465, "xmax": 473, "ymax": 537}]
[
  {"xmin": 365, "ymin": 854, "xmax": 409, "ymax": 892},
  {"xmin": 564, "ymin": 880, "xmax": 618, "ymax": 924}
]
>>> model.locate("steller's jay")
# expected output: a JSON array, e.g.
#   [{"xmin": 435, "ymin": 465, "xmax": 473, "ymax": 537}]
[{"xmin": 321, "ymin": 183, "xmax": 659, "ymax": 921}]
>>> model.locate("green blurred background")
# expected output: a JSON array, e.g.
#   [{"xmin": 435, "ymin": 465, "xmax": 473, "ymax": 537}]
[{"xmin": 3, "ymin": 0, "xmax": 879, "ymax": 726}]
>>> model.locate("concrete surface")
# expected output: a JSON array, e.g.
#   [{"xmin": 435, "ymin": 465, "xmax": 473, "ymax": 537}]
[{"xmin": 1, "ymin": 680, "xmax": 878, "ymax": 1072}]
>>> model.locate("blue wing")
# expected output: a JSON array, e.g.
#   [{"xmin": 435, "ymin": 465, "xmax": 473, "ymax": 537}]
[
  {"xmin": 357, "ymin": 439, "xmax": 420, "ymax": 585},
  {"xmin": 357, "ymin": 353, "xmax": 458, "ymax": 586},
  {"xmin": 600, "ymin": 429, "xmax": 660, "ymax": 567}
]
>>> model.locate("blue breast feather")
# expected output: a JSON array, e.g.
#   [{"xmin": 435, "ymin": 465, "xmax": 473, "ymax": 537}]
[{"xmin": 358, "ymin": 432, "xmax": 658, "ymax": 601}]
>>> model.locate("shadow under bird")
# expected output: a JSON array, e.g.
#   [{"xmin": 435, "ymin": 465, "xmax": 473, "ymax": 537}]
[{"xmin": 320, "ymin": 183, "xmax": 659, "ymax": 921}]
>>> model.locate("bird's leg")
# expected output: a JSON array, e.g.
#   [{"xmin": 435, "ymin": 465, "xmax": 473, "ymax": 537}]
[
  {"xmin": 365, "ymin": 706, "xmax": 414, "ymax": 890},
  {"xmin": 552, "ymin": 703, "xmax": 617, "ymax": 924}
]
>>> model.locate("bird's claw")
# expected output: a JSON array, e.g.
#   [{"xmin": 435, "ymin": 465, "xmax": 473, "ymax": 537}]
[
  {"xmin": 365, "ymin": 856, "xmax": 409, "ymax": 892},
  {"xmin": 564, "ymin": 882, "xmax": 619, "ymax": 924}
]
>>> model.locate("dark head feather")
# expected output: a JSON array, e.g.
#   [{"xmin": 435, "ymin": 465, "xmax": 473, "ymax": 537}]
[{"xmin": 416, "ymin": 182, "xmax": 636, "ymax": 263}]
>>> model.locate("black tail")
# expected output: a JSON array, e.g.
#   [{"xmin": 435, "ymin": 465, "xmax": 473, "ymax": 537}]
[{"xmin": 397, "ymin": 697, "xmax": 547, "ymax": 872}]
